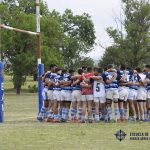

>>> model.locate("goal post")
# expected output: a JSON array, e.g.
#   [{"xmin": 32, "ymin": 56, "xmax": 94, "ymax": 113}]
[
  {"xmin": 0, "ymin": 62, "xmax": 4, "ymax": 123},
  {"xmin": 0, "ymin": 0, "xmax": 44, "ymax": 123}
]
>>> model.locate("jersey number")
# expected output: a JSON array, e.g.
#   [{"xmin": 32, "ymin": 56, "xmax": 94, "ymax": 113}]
[{"xmin": 96, "ymin": 83, "xmax": 100, "ymax": 92}]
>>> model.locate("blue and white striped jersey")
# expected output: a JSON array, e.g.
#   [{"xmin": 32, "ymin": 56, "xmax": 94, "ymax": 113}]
[
  {"xmin": 103, "ymin": 71, "xmax": 118, "ymax": 89},
  {"xmin": 45, "ymin": 71, "xmax": 57, "ymax": 90},
  {"xmin": 61, "ymin": 73, "xmax": 72, "ymax": 91},
  {"xmin": 129, "ymin": 73, "xmax": 141, "ymax": 90},
  {"xmin": 117, "ymin": 70, "xmax": 132, "ymax": 87},
  {"xmin": 53, "ymin": 74, "xmax": 63, "ymax": 91},
  {"xmin": 146, "ymin": 72, "xmax": 150, "ymax": 91}
]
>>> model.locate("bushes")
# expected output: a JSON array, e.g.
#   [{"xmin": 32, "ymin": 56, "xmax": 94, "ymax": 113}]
[{"xmin": 28, "ymin": 85, "xmax": 38, "ymax": 93}]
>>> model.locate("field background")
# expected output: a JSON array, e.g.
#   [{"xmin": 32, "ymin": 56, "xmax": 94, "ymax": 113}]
[{"xmin": 0, "ymin": 76, "xmax": 150, "ymax": 150}]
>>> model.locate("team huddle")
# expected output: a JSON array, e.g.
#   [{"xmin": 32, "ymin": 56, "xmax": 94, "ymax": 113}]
[{"xmin": 37, "ymin": 64, "xmax": 150, "ymax": 123}]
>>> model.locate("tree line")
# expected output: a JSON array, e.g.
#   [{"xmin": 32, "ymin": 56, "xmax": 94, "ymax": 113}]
[{"xmin": 0, "ymin": 0, "xmax": 95, "ymax": 94}]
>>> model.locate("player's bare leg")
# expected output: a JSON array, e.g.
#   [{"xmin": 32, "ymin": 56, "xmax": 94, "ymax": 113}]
[
  {"xmin": 138, "ymin": 101, "xmax": 144, "ymax": 121},
  {"xmin": 134, "ymin": 100, "xmax": 139, "ymax": 120},
  {"xmin": 81, "ymin": 101, "xmax": 87, "ymax": 123},
  {"xmin": 143, "ymin": 101, "xmax": 147, "ymax": 120}
]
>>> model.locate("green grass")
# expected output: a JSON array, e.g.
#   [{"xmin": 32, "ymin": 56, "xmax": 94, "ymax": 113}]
[{"xmin": 0, "ymin": 93, "xmax": 150, "ymax": 150}]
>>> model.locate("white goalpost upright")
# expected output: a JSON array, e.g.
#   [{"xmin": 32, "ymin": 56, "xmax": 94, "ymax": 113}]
[{"xmin": 0, "ymin": 0, "xmax": 44, "ymax": 123}]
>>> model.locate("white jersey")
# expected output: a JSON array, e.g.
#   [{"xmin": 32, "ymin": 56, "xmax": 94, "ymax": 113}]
[{"xmin": 93, "ymin": 81, "xmax": 105, "ymax": 98}]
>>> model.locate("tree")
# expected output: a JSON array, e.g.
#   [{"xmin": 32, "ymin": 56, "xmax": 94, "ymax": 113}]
[
  {"xmin": 61, "ymin": 9, "xmax": 96, "ymax": 68},
  {"xmin": 0, "ymin": 1, "xmax": 96, "ymax": 94},
  {"xmin": 0, "ymin": 0, "xmax": 65, "ymax": 94},
  {"xmin": 70, "ymin": 56, "xmax": 94, "ymax": 70},
  {"xmin": 99, "ymin": 0, "xmax": 150, "ymax": 69}
]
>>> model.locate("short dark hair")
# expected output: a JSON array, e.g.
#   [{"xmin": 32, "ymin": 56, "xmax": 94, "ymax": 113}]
[
  {"xmin": 69, "ymin": 69, "xmax": 74, "ymax": 74},
  {"xmin": 82, "ymin": 66, "xmax": 87, "ymax": 70},
  {"xmin": 62, "ymin": 69, "xmax": 67, "ymax": 74},
  {"xmin": 145, "ymin": 64, "xmax": 150, "ymax": 69},
  {"xmin": 49, "ymin": 64, "xmax": 57, "ymax": 69},
  {"xmin": 55, "ymin": 68, "xmax": 62, "ymax": 72},
  {"xmin": 94, "ymin": 67, "xmax": 103, "ymax": 73},
  {"xmin": 107, "ymin": 64, "xmax": 114, "ymax": 69},
  {"xmin": 135, "ymin": 67, "xmax": 142, "ymax": 73},
  {"xmin": 120, "ymin": 64, "xmax": 126, "ymax": 70},
  {"xmin": 87, "ymin": 67, "xmax": 92, "ymax": 72},
  {"xmin": 78, "ymin": 69, "xmax": 83, "ymax": 75}
]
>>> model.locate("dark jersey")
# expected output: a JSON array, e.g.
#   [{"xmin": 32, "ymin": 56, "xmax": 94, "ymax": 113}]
[
  {"xmin": 146, "ymin": 72, "xmax": 150, "ymax": 91},
  {"xmin": 117, "ymin": 70, "xmax": 133, "ymax": 86},
  {"xmin": 45, "ymin": 72, "xmax": 57, "ymax": 90},
  {"xmin": 61, "ymin": 73, "xmax": 72, "ymax": 91},
  {"xmin": 53, "ymin": 74, "xmax": 63, "ymax": 91},
  {"xmin": 103, "ymin": 71, "xmax": 118, "ymax": 89}
]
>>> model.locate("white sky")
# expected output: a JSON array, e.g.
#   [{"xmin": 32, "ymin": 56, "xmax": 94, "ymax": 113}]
[{"xmin": 46, "ymin": 0, "xmax": 122, "ymax": 60}]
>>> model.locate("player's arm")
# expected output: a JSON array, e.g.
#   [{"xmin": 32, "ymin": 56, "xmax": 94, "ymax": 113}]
[
  {"xmin": 143, "ymin": 78, "xmax": 150, "ymax": 85},
  {"xmin": 60, "ymin": 80, "xmax": 72, "ymax": 87},
  {"xmin": 106, "ymin": 73, "xmax": 117, "ymax": 84},
  {"xmin": 71, "ymin": 75, "xmax": 82, "ymax": 80},
  {"xmin": 71, "ymin": 79, "xmax": 80, "ymax": 86},
  {"xmin": 106, "ymin": 69, "xmax": 117, "ymax": 73},
  {"xmin": 90, "ymin": 76, "xmax": 102, "ymax": 81},
  {"xmin": 80, "ymin": 82, "xmax": 92, "ymax": 88},
  {"xmin": 45, "ymin": 79, "xmax": 55, "ymax": 87}
]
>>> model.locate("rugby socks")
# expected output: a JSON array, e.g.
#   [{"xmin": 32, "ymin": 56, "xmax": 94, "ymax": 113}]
[
  {"xmin": 62, "ymin": 108, "xmax": 69, "ymax": 120},
  {"xmin": 46, "ymin": 109, "xmax": 53, "ymax": 118},
  {"xmin": 71, "ymin": 108, "xmax": 76, "ymax": 120},
  {"xmin": 81, "ymin": 115, "xmax": 86, "ymax": 122},
  {"xmin": 74, "ymin": 108, "xmax": 77, "ymax": 118},
  {"xmin": 59, "ymin": 108, "xmax": 62, "ymax": 118},
  {"xmin": 78, "ymin": 108, "xmax": 82, "ymax": 120},
  {"xmin": 61, "ymin": 107, "xmax": 66, "ymax": 120},
  {"xmin": 114, "ymin": 108, "xmax": 119, "ymax": 121},
  {"xmin": 107, "ymin": 107, "xmax": 112, "ymax": 120},
  {"xmin": 144, "ymin": 114, "xmax": 147, "ymax": 120},
  {"xmin": 92, "ymin": 107, "xmax": 95, "ymax": 119},
  {"xmin": 54, "ymin": 114, "xmax": 59, "ymax": 120},
  {"xmin": 119, "ymin": 108, "xmax": 124, "ymax": 119},
  {"xmin": 88, "ymin": 116, "xmax": 92, "ymax": 123},
  {"xmin": 99, "ymin": 107, "xmax": 102, "ymax": 119},
  {"xmin": 124, "ymin": 108, "xmax": 127, "ymax": 119},
  {"xmin": 95, "ymin": 115, "xmax": 100, "ymax": 122},
  {"xmin": 141, "ymin": 114, "xmax": 145, "ymax": 120},
  {"xmin": 39, "ymin": 107, "xmax": 47, "ymax": 118}
]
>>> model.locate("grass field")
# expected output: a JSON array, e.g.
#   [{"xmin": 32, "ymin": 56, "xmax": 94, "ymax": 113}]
[{"xmin": 0, "ymin": 77, "xmax": 150, "ymax": 150}]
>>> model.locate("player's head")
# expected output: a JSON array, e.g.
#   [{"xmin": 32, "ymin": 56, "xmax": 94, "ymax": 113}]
[
  {"xmin": 69, "ymin": 69, "xmax": 75, "ymax": 76},
  {"xmin": 135, "ymin": 67, "xmax": 142, "ymax": 73},
  {"xmin": 119, "ymin": 64, "xmax": 126, "ymax": 70},
  {"xmin": 49, "ymin": 64, "xmax": 57, "ymax": 72},
  {"xmin": 62, "ymin": 69, "xmax": 67, "ymax": 74},
  {"xmin": 78, "ymin": 68, "xmax": 83, "ymax": 75},
  {"xmin": 82, "ymin": 66, "xmax": 87, "ymax": 73},
  {"xmin": 107, "ymin": 64, "xmax": 114, "ymax": 69},
  {"xmin": 87, "ymin": 67, "xmax": 92, "ymax": 73},
  {"xmin": 93, "ymin": 67, "xmax": 103, "ymax": 76},
  {"xmin": 144, "ymin": 64, "xmax": 150, "ymax": 72},
  {"xmin": 55, "ymin": 68, "xmax": 62, "ymax": 75}
]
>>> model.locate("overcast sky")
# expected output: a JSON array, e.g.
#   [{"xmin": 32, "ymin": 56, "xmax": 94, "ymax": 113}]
[{"xmin": 46, "ymin": 0, "xmax": 122, "ymax": 60}]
